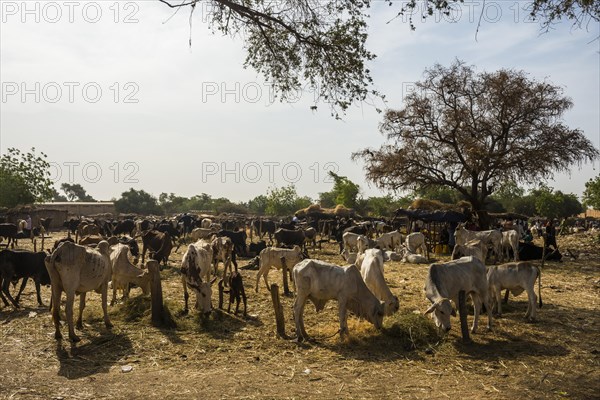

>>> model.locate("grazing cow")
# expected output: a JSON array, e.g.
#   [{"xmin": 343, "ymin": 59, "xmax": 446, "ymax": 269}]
[
  {"xmin": 0, "ymin": 223, "xmax": 18, "ymax": 248},
  {"xmin": 376, "ymin": 230, "xmax": 403, "ymax": 252},
  {"xmin": 424, "ymin": 256, "xmax": 492, "ymax": 334},
  {"xmin": 501, "ymin": 230, "xmax": 520, "ymax": 262},
  {"xmin": 274, "ymin": 228, "xmax": 305, "ymax": 249},
  {"xmin": 405, "ymin": 232, "xmax": 428, "ymax": 258},
  {"xmin": 360, "ymin": 249, "xmax": 399, "ymax": 316},
  {"xmin": 211, "ymin": 236, "xmax": 235, "ymax": 283},
  {"xmin": 181, "ymin": 242, "xmax": 215, "ymax": 316},
  {"xmin": 220, "ymin": 271, "xmax": 247, "ymax": 317},
  {"xmin": 487, "ymin": 262, "xmax": 542, "ymax": 321},
  {"xmin": 0, "ymin": 249, "xmax": 50, "ymax": 308},
  {"xmin": 141, "ymin": 230, "xmax": 173, "ymax": 265},
  {"xmin": 248, "ymin": 240, "xmax": 267, "ymax": 257},
  {"xmin": 293, "ymin": 259, "xmax": 385, "ymax": 341},
  {"xmin": 45, "ymin": 241, "xmax": 113, "ymax": 342},
  {"xmin": 342, "ymin": 232, "xmax": 369, "ymax": 253},
  {"xmin": 451, "ymin": 239, "xmax": 487, "ymax": 264},
  {"xmin": 217, "ymin": 230, "xmax": 248, "ymax": 257},
  {"xmin": 454, "ymin": 223, "xmax": 503, "ymax": 263},
  {"xmin": 113, "ymin": 219, "xmax": 136, "ymax": 236},
  {"xmin": 190, "ymin": 227, "xmax": 217, "ymax": 241},
  {"xmin": 109, "ymin": 244, "xmax": 150, "ymax": 305},
  {"xmin": 255, "ymin": 246, "xmax": 304, "ymax": 292}
]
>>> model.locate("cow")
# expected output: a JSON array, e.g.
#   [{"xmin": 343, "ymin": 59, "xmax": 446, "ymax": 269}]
[
  {"xmin": 454, "ymin": 223, "xmax": 503, "ymax": 263},
  {"xmin": 304, "ymin": 227, "xmax": 318, "ymax": 249},
  {"xmin": 424, "ymin": 256, "xmax": 492, "ymax": 334},
  {"xmin": 200, "ymin": 218, "xmax": 212, "ymax": 229},
  {"xmin": 518, "ymin": 242, "xmax": 562, "ymax": 261},
  {"xmin": 373, "ymin": 221, "xmax": 386, "ymax": 236},
  {"xmin": 487, "ymin": 262, "xmax": 542, "ymax": 321},
  {"xmin": 0, "ymin": 223, "xmax": 18, "ymax": 248},
  {"xmin": 211, "ymin": 236, "xmax": 235, "ymax": 283},
  {"xmin": 451, "ymin": 239, "xmax": 487, "ymax": 264},
  {"xmin": 190, "ymin": 227, "xmax": 217, "ymax": 242},
  {"xmin": 63, "ymin": 218, "xmax": 81, "ymax": 235},
  {"xmin": 248, "ymin": 240, "xmax": 267, "ymax": 257},
  {"xmin": 219, "ymin": 271, "xmax": 247, "ymax": 317},
  {"xmin": 77, "ymin": 222, "xmax": 100, "ymax": 239},
  {"xmin": 0, "ymin": 249, "xmax": 50, "ymax": 308},
  {"xmin": 341, "ymin": 248, "xmax": 362, "ymax": 266},
  {"xmin": 360, "ymin": 249, "xmax": 399, "ymax": 316},
  {"xmin": 401, "ymin": 251, "xmax": 429, "ymax": 264},
  {"xmin": 78, "ymin": 235, "xmax": 104, "ymax": 246},
  {"xmin": 141, "ymin": 230, "xmax": 173, "ymax": 265},
  {"xmin": 292, "ymin": 259, "xmax": 385, "ymax": 341},
  {"xmin": 217, "ymin": 230, "xmax": 248, "ymax": 257},
  {"xmin": 501, "ymin": 230, "xmax": 520, "ymax": 262},
  {"xmin": 251, "ymin": 219, "xmax": 277, "ymax": 242},
  {"xmin": 375, "ymin": 230, "xmax": 403, "ymax": 252},
  {"xmin": 274, "ymin": 228, "xmax": 305, "ymax": 249},
  {"xmin": 255, "ymin": 246, "xmax": 304, "ymax": 292},
  {"xmin": 180, "ymin": 241, "xmax": 215, "ymax": 316},
  {"xmin": 45, "ymin": 241, "xmax": 113, "ymax": 342},
  {"xmin": 342, "ymin": 232, "xmax": 369, "ymax": 253},
  {"xmin": 113, "ymin": 219, "xmax": 136, "ymax": 236},
  {"xmin": 52, "ymin": 236, "xmax": 75, "ymax": 252},
  {"xmin": 405, "ymin": 232, "xmax": 428, "ymax": 258},
  {"xmin": 109, "ymin": 244, "xmax": 150, "ymax": 305},
  {"xmin": 156, "ymin": 222, "xmax": 180, "ymax": 243}
]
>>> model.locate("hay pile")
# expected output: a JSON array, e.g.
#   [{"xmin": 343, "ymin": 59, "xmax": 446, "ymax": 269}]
[
  {"xmin": 295, "ymin": 204, "xmax": 356, "ymax": 218},
  {"xmin": 410, "ymin": 198, "xmax": 471, "ymax": 212}
]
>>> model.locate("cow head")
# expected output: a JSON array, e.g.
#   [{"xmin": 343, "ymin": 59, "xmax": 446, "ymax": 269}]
[
  {"xmin": 384, "ymin": 295, "xmax": 400, "ymax": 316},
  {"xmin": 368, "ymin": 301, "xmax": 385, "ymax": 330},
  {"xmin": 424, "ymin": 298, "xmax": 456, "ymax": 332},
  {"xmin": 195, "ymin": 277, "xmax": 217, "ymax": 317}
]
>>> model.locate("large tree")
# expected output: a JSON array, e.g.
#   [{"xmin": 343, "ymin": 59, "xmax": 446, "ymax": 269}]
[
  {"xmin": 583, "ymin": 175, "xmax": 600, "ymax": 209},
  {"xmin": 60, "ymin": 183, "xmax": 96, "ymax": 202},
  {"xmin": 114, "ymin": 189, "xmax": 162, "ymax": 215},
  {"xmin": 0, "ymin": 148, "xmax": 54, "ymax": 208},
  {"xmin": 354, "ymin": 60, "xmax": 598, "ymax": 227},
  {"xmin": 160, "ymin": 0, "xmax": 599, "ymax": 116}
]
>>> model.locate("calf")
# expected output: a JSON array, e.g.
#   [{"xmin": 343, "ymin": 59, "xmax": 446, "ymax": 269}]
[
  {"xmin": 211, "ymin": 236, "xmax": 235, "ymax": 283},
  {"xmin": 0, "ymin": 223, "xmax": 18, "ymax": 248},
  {"xmin": 0, "ymin": 249, "xmax": 50, "ymax": 308},
  {"xmin": 405, "ymin": 232, "xmax": 428, "ymax": 258},
  {"xmin": 293, "ymin": 259, "xmax": 385, "ymax": 341},
  {"xmin": 109, "ymin": 244, "xmax": 150, "ymax": 305},
  {"xmin": 360, "ymin": 249, "xmax": 399, "ymax": 316},
  {"xmin": 424, "ymin": 256, "xmax": 492, "ymax": 334},
  {"xmin": 217, "ymin": 230, "xmax": 248, "ymax": 257},
  {"xmin": 487, "ymin": 262, "xmax": 542, "ymax": 321},
  {"xmin": 451, "ymin": 239, "xmax": 487, "ymax": 264},
  {"xmin": 501, "ymin": 230, "xmax": 520, "ymax": 262},
  {"xmin": 45, "ymin": 241, "xmax": 113, "ymax": 342},
  {"xmin": 376, "ymin": 230, "xmax": 403, "ymax": 252},
  {"xmin": 454, "ymin": 223, "xmax": 503, "ymax": 263},
  {"xmin": 219, "ymin": 271, "xmax": 247, "ymax": 317},
  {"xmin": 190, "ymin": 227, "xmax": 217, "ymax": 241},
  {"xmin": 255, "ymin": 245, "xmax": 304, "ymax": 292},
  {"xmin": 342, "ymin": 232, "xmax": 369, "ymax": 253}
]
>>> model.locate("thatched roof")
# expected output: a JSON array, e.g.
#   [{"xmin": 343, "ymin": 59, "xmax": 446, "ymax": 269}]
[
  {"xmin": 488, "ymin": 212, "xmax": 530, "ymax": 220},
  {"xmin": 409, "ymin": 198, "xmax": 471, "ymax": 212},
  {"xmin": 295, "ymin": 204, "xmax": 358, "ymax": 219},
  {"xmin": 395, "ymin": 208, "xmax": 468, "ymax": 223}
]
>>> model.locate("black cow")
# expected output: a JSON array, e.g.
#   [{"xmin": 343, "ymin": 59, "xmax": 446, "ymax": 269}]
[
  {"xmin": 0, "ymin": 223, "xmax": 18, "ymax": 248},
  {"xmin": 248, "ymin": 240, "xmax": 267, "ymax": 256},
  {"xmin": 52, "ymin": 236, "xmax": 75, "ymax": 251},
  {"xmin": 344, "ymin": 225, "xmax": 369, "ymax": 236},
  {"xmin": 251, "ymin": 219, "xmax": 276, "ymax": 241},
  {"xmin": 274, "ymin": 228, "xmax": 305, "ymax": 249},
  {"xmin": 141, "ymin": 230, "xmax": 173, "ymax": 265},
  {"xmin": 217, "ymin": 230, "xmax": 247, "ymax": 257},
  {"xmin": 519, "ymin": 243, "xmax": 562, "ymax": 261},
  {"xmin": 62, "ymin": 218, "xmax": 81, "ymax": 234},
  {"xmin": 156, "ymin": 223, "xmax": 181, "ymax": 244},
  {"xmin": 113, "ymin": 219, "xmax": 136, "ymax": 236},
  {"xmin": 0, "ymin": 249, "xmax": 50, "ymax": 307}
]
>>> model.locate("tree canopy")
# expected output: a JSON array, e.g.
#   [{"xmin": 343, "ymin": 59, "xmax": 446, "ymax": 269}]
[
  {"xmin": 0, "ymin": 148, "xmax": 54, "ymax": 208},
  {"xmin": 114, "ymin": 188, "xmax": 163, "ymax": 215},
  {"xmin": 354, "ymin": 60, "xmax": 598, "ymax": 227},
  {"xmin": 265, "ymin": 185, "xmax": 312, "ymax": 216},
  {"xmin": 161, "ymin": 0, "xmax": 599, "ymax": 116},
  {"xmin": 60, "ymin": 183, "xmax": 96, "ymax": 202},
  {"xmin": 582, "ymin": 175, "xmax": 600, "ymax": 210}
]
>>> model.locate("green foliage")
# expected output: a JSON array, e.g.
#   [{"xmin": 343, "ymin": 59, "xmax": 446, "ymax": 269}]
[
  {"xmin": 513, "ymin": 195, "xmax": 537, "ymax": 217},
  {"xmin": 265, "ymin": 185, "xmax": 311, "ymax": 216},
  {"xmin": 51, "ymin": 187, "xmax": 67, "ymax": 202},
  {"xmin": 114, "ymin": 188, "xmax": 162, "ymax": 215},
  {"xmin": 247, "ymin": 195, "xmax": 268, "ymax": 215},
  {"xmin": 490, "ymin": 180, "xmax": 525, "ymax": 212},
  {"xmin": 60, "ymin": 183, "xmax": 96, "ymax": 202},
  {"xmin": 415, "ymin": 186, "xmax": 462, "ymax": 204},
  {"xmin": 359, "ymin": 195, "xmax": 414, "ymax": 217},
  {"xmin": 0, "ymin": 147, "xmax": 54, "ymax": 208},
  {"xmin": 318, "ymin": 191, "xmax": 337, "ymax": 208},
  {"xmin": 583, "ymin": 175, "xmax": 600, "ymax": 209},
  {"xmin": 326, "ymin": 172, "xmax": 361, "ymax": 209},
  {"xmin": 530, "ymin": 185, "xmax": 584, "ymax": 219}
]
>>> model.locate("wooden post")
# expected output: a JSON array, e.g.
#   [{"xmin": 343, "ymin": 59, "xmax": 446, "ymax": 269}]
[
  {"xmin": 148, "ymin": 260, "xmax": 163, "ymax": 325},
  {"xmin": 218, "ymin": 279, "xmax": 224, "ymax": 310},
  {"xmin": 33, "ymin": 239, "xmax": 37, "ymax": 252},
  {"xmin": 458, "ymin": 290, "xmax": 471, "ymax": 343},
  {"xmin": 280, "ymin": 256, "xmax": 290, "ymax": 296},
  {"xmin": 270, "ymin": 284, "xmax": 287, "ymax": 339}
]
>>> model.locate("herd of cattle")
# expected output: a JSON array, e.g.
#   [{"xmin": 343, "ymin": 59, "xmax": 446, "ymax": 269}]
[{"xmin": 0, "ymin": 213, "xmax": 553, "ymax": 342}]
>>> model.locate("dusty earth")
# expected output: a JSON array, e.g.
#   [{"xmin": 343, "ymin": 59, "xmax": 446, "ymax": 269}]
[{"xmin": 1, "ymin": 231, "xmax": 599, "ymax": 399}]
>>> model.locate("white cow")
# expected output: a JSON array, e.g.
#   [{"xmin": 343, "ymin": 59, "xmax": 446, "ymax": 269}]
[
  {"xmin": 181, "ymin": 240, "xmax": 215, "ymax": 315},
  {"xmin": 190, "ymin": 227, "xmax": 217, "ymax": 241},
  {"xmin": 374, "ymin": 221, "xmax": 386, "ymax": 236},
  {"xmin": 360, "ymin": 249, "xmax": 399, "ymax": 316},
  {"xmin": 109, "ymin": 243, "xmax": 150, "ymax": 305},
  {"xmin": 255, "ymin": 246, "xmax": 304, "ymax": 292},
  {"xmin": 376, "ymin": 230, "xmax": 403, "ymax": 252},
  {"xmin": 201, "ymin": 218, "xmax": 212, "ymax": 229},
  {"xmin": 293, "ymin": 259, "xmax": 385, "ymax": 341},
  {"xmin": 424, "ymin": 256, "xmax": 492, "ymax": 334},
  {"xmin": 487, "ymin": 262, "xmax": 541, "ymax": 321},
  {"xmin": 501, "ymin": 230, "xmax": 520, "ymax": 262},
  {"xmin": 211, "ymin": 236, "xmax": 234, "ymax": 283},
  {"xmin": 405, "ymin": 232, "xmax": 428, "ymax": 258},
  {"xmin": 454, "ymin": 223, "xmax": 503, "ymax": 263},
  {"xmin": 451, "ymin": 239, "xmax": 487, "ymax": 264},
  {"xmin": 342, "ymin": 232, "xmax": 369, "ymax": 253},
  {"xmin": 45, "ymin": 241, "xmax": 113, "ymax": 342}
]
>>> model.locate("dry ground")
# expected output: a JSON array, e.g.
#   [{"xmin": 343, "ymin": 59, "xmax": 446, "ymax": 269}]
[{"xmin": 1, "ymin": 231, "xmax": 599, "ymax": 399}]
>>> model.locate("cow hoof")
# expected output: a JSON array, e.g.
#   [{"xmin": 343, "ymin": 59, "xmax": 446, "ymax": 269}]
[
  {"xmin": 76, "ymin": 321, "xmax": 83, "ymax": 330},
  {"xmin": 70, "ymin": 335, "xmax": 81, "ymax": 343},
  {"xmin": 105, "ymin": 322, "xmax": 114, "ymax": 329},
  {"xmin": 55, "ymin": 331, "xmax": 63, "ymax": 340}
]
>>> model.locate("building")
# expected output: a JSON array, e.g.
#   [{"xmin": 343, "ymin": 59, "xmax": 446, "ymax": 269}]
[{"xmin": 37, "ymin": 202, "xmax": 116, "ymax": 217}]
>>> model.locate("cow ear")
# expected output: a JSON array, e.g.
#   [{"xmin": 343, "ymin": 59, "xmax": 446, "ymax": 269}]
[{"xmin": 424, "ymin": 303, "xmax": 436, "ymax": 315}]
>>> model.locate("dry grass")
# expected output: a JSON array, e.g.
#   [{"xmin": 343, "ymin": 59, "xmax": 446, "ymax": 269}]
[{"xmin": 1, "ymin": 231, "xmax": 599, "ymax": 399}]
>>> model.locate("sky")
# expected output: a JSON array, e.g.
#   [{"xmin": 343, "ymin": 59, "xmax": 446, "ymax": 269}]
[{"xmin": 1, "ymin": 0, "xmax": 599, "ymax": 203}]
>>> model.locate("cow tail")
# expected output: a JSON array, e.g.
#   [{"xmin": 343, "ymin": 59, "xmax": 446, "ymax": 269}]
[{"xmin": 537, "ymin": 266, "xmax": 542, "ymax": 308}]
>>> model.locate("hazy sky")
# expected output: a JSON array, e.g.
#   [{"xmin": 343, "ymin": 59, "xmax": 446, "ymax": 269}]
[{"xmin": 1, "ymin": 1, "xmax": 599, "ymax": 202}]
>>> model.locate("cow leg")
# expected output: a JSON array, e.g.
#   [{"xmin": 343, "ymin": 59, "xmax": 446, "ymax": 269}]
[
  {"xmin": 76, "ymin": 293, "xmax": 86, "ymax": 330},
  {"xmin": 293, "ymin": 294, "xmax": 309, "ymax": 341},
  {"xmin": 503, "ymin": 289, "xmax": 510, "ymax": 304},
  {"xmin": 525, "ymin": 287, "xmax": 537, "ymax": 321},
  {"xmin": 35, "ymin": 281, "xmax": 44, "ymax": 306},
  {"xmin": 338, "ymin": 300, "xmax": 349, "ymax": 339},
  {"xmin": 495, "ymin": 289, "xmax": 503, "ymax": 316},
  {"xmin": 485, "ymin": 293, "xmax": 493, "ymax": 331},
  {"xmin": 15, "ymin": 277, "xmax": 28, "ymax": 304},
  {"xmin": 51, "ymin": 286, "xmax": 62, "ymax": 340},
  {"xmin": 240, "ymin": 285, "xmax": 247, "ymax": 317},
  {"xmin": 111, "ymin": 278, "xmax": 117, "ymax": 306},
  {"xmin": 65, "ymin": 291, "xmax": 80, "ymax": 342},
  {"xmin": 471, "ymin": 294, "xmax": 481, "ymax": 333},
  {"xmin": 1, "ymin": 277, "xmax": 19, "ymax": 309},
  {"xmin": 101, "ymin": 283, "xmax": 113, "ymax": 329},
  {"xmin": 182, "ymin": 276, "xmax": 189, "ymax": 314}
]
